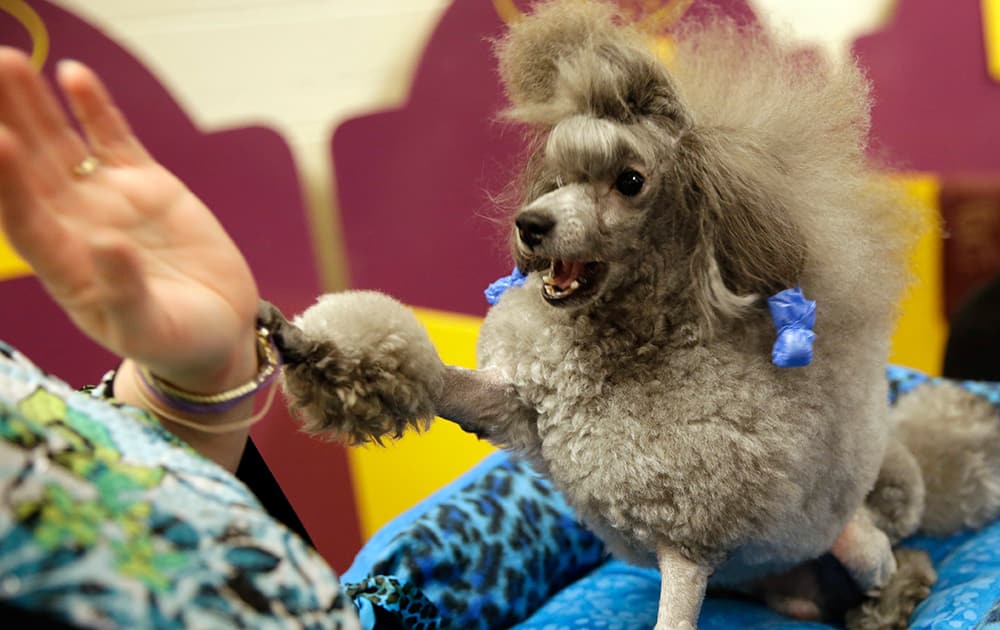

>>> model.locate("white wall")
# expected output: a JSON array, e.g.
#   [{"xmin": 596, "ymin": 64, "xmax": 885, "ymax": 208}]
[{"xmin": 51, "ymin": 0, "xmax": 895, "ymax": 287}]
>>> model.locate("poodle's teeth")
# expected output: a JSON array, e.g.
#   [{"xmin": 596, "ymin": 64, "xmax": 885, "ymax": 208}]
[
  {"xmin": 542, "ymin": 274, "xmax": 553, "ymax": 284},
  {"xmin": 570, "ymin": 281, "xmax": 580, "ymax": 291}
]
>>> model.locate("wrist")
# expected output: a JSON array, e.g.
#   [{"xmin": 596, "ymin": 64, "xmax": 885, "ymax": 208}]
[
  {"xmin": 147, "ymin": 326, "xmax": 261, "ymax": 397},
  {"xmin": 113, "ymin": 362, "xmax": 255, "ymax": 472},
  {"xmin": 137, "ymin": 326, "xmax": 279, "ymax": 414}
]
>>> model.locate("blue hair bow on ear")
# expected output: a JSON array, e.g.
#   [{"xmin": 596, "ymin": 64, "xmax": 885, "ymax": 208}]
[
  {"xmin": 485, "ymin": 268, "xmax": 528, "ymax": 306},
  {"xmin": 768, "ymin": 287, "xmax": 816, "ymax": 368}
]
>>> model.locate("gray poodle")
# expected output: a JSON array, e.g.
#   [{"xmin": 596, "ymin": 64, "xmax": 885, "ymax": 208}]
[{"xmin": 270, "ymin": 2, "xmax": 1000, "ymax": 628}]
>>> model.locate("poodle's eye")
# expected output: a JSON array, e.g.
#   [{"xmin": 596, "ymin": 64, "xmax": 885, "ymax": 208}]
[{"xmin": 614, "ymin": 170, "xmax": 645, "ymax": 197}]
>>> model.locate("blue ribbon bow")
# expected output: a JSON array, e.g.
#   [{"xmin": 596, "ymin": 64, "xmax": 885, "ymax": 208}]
[
  {"xmin": 484, "ymin": 268, "xmax": 528, "ymax": 306},
  {"xmin": 768, "ymin": 287, "xmax": 816, "ymax": 368}
]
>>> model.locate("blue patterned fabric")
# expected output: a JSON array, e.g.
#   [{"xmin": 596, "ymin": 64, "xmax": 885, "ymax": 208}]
[
  {"xmin": 347, "ymin": 367, "xmax": 1000, "ymax": 629},
  {"xmin": 343, "ymin": 453, "xmax": 606, "ymax": 629},
  {"xmin": 0, "ymin": 341, "xmax": 360, "ymax": 629},
  {"xmin": 887, "ymin": 364, "xmax": 1000, "ymax": 409},
  {"xmin": 513, "ymin": 520, "xmax": 1000, "ymax": 629}
]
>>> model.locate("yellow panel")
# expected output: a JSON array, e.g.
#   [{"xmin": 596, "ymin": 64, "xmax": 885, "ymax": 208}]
[
  {"xmin": 985, "ymin": 0, "xmax": 1000, "ymax": 82},
  {"xmin": 0, "ymin": 231, "xmax": 32, "ymax": 281},
  {"xmin": 347, "ymin": 307, "xmax": 495, "ymax": 540},
  {"xmin": 888, "ymin": 174, "xmax": 947, "ymax": 375}
]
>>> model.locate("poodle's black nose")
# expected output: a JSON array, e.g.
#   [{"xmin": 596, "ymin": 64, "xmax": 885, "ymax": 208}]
[{"xmin": 516, "ymin": 210, "xmax": 555, "ymax": 248}]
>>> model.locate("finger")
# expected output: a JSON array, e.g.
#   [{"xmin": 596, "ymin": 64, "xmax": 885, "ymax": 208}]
[
  {"xmin": 56, "ymin": 60, "xmax": 150, "ymax": 165},
  {"xmin": 0, "ymin": 48, "xmax": 87, "ymax": 179},
  {"xmin": 0, "ymin": 126, "xmax": 93, "ymax": 294}
]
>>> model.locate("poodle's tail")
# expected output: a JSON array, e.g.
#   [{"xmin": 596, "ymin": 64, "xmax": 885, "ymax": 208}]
[{"xmin": 868, "ymin": 381, "xmax": 1000, "ymax": 539}]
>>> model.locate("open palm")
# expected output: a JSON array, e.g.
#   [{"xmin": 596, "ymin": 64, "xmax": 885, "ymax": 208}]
[{"xmin": 0, "ymin": 49, "xmax": 259, "ymax": 390}]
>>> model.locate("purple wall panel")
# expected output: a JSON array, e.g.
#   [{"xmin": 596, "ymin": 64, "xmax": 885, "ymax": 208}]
[{"xmin": 854, "ymin": 0, "xmax": 1000, "ymax": 175}]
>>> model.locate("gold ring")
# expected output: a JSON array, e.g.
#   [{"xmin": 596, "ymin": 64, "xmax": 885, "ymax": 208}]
[{"xmin": 73, "ymin": 156, "xmax": 100, "ymax": 177}]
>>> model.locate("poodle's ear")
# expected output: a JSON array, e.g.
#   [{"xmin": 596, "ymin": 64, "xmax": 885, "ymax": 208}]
[
  {"xmin": 676, "ymin": 129, "xmax": 808, "ymax": 329},
  {"xmin": 495, "ymin": 0, "xmax": 688, "ymax": 126}
]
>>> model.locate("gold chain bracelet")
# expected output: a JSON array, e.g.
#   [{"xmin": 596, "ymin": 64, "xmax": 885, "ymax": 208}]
[{"xmin": 135, "ymin": 326, "xmax": 280, "ymax": 414}]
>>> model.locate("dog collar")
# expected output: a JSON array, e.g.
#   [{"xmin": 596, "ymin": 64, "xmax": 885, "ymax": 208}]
[{"xmin": 769, "ymin": 287, "xmax": 816, "ymax": 368}]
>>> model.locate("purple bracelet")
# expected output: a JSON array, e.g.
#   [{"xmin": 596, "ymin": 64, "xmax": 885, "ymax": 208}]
[{"xmin": 135, "ymin": 327, "xmax": 281, "ymax": 414}]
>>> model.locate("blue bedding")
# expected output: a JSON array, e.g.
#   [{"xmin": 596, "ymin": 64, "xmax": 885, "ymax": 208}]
[{"xmin": 345, "ymin": 369, "xmax": 1000, "ymax": 629}]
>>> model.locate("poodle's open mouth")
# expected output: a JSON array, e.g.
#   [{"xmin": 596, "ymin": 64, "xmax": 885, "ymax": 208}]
[{"xmin": 541, "ymin": 260, "xmax": 608, "ymax": 306}]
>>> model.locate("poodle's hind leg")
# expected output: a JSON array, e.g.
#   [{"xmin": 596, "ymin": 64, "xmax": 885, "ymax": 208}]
[
  {"xmin": 654, "ymin": 547, "xmax": 711, "ymax": 630},
  {"xmin": 831, "ymin": 508, "xmax": 896, "ymax": 595},
  {"xmin": 844, "ymin": 548, "xmax": 936, "ymax": 630},
  {"xmin": 746, "ymin": 555, "xmax": 862, "ymax": 623},
  {"xmin": 745, "ymin": 549, "xmax": 934, "ymax": 627},
  {"xmin": 864, "ymin": 437, "xmax": 925, "ymax": 544}
]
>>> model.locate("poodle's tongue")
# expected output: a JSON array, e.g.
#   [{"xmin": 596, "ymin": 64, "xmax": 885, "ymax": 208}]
[{"xmin": 552, "ymin": 260, "xmax": 584, "ymax": 290}]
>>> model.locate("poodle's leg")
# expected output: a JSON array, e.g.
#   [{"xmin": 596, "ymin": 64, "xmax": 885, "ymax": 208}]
[
  {"xmin": 654, "ymin": 547, "xmax": 711, "ymax": 630},
  {"xmin": 844, "ymin": 548, "xmax": 936, "ymax": 630},
  {"xmin": 891, "ymin": 381, "xmax": 1000, "ymax": 535},
  {"xmin": 831, "ymin": 508, "xmax": 896, "ymax": 595},
  {"xmin": 864, "ymin": 437, "xmax": 924, "ymax": 545},
  {"xmin": 436, "ymin": 366, "xmax": 541, "ymax": 454},
  {"xmin": 747, "ymin": 557, "xmax": 852, "ymax": 622}
]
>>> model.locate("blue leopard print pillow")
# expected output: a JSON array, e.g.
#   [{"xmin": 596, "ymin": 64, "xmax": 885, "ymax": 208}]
[{"xmin": 343, "ymin": 453, "xmax": 606, "ymax": 628}]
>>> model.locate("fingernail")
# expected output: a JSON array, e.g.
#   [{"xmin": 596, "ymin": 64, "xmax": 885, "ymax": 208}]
[{"xmin": 56, "ymin": 59, "xmax": 84, "ymax": 77}]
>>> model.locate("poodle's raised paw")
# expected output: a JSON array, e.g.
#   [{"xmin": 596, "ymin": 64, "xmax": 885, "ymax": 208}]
[{"xmin": 278, "ymin": 291, "xmax": 446, "ymax": 445}]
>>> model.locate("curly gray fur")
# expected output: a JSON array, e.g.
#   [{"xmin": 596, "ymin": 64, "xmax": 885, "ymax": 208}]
[
  {"xmin": 481, "ymin": 0, "xmax": 919, "ymax": 574},
  {"xmin": 845, "ymin": 549, "xmax": 937, "ymax": 630},
  {"xmin": 865, "ymin": 438, "xmax": 925, "ymax": 545},
  {"xmin": 264, "ymin": 1, "xmax": 996, "ymax": 625},
  {"xmin": 891, "ymin": 381, "xmax": 1000, "ymax": 535},
  {"xmin": 276, "ymin": 292, "xmax": 444, "ymax": 446},
  {"xmin": 740, "ymin": 547, "xmax": 935, "ymax": 627}
]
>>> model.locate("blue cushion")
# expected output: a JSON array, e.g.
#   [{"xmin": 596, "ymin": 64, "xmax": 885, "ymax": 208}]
[{"xmin": 346, "ymin": 370, "xmax": 1000, "ymax": 629}]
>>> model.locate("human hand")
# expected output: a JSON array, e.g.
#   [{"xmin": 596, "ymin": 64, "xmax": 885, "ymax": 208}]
[{"xmin": 0, "ymin": 49, "xmax": 260, "ymax": 395}]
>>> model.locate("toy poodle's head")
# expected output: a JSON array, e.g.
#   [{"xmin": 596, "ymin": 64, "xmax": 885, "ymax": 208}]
[{"xmin": 496, "ymin": 1, "xmax": 816, "ymax": 326}]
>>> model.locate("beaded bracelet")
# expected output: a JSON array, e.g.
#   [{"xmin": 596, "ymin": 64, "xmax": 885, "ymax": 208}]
[{"xmin": 135, "ymin": 325, "xmax": 281, "ymax": 414}]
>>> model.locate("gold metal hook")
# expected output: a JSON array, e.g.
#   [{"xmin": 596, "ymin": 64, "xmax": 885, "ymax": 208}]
[{"xmin": 0, "ymin": 0, "xmax": 50, "ymax": 70}]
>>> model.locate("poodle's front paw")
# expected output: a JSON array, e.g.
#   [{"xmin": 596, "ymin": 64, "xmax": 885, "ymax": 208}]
[{"xmin": 280, "ymin": 291, "xmax": 445, "ymax": 444}]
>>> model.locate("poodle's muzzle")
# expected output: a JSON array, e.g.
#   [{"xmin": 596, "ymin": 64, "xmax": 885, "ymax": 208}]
[{"xmin": 514, "ymin": 189, "xmax": 610, "ymax": 308}]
